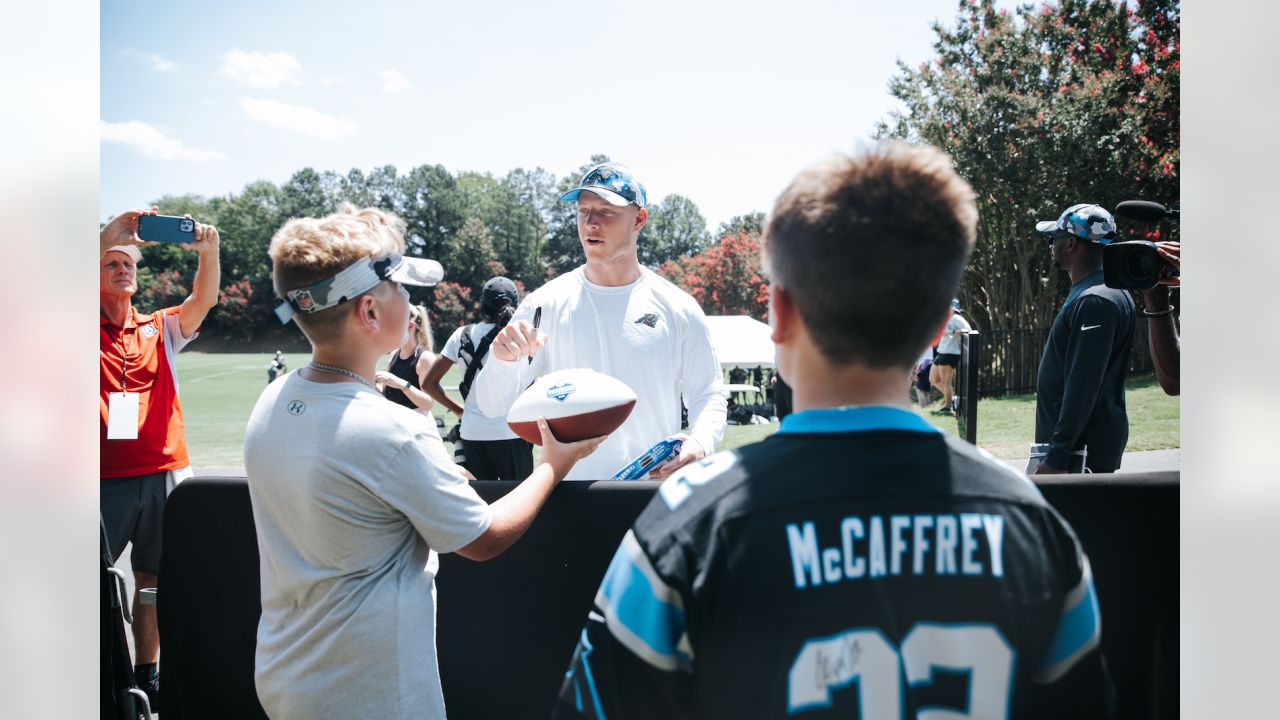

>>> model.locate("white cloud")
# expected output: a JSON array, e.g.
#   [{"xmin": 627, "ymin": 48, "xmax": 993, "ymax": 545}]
[
  {"xmin": 146, "ymin": 53, "xmax": 174, "ymax": 72},
  {"xmin": 240, "ymin": 98, "xmax": 354, "ymax": 139},
  {"xmin": 378, "ymin": 69, "xmax": 409, "ymax": 92},
  {"xmin": 100, "ymin": 120, "xmax": 227, "ymax": 162},
  {"xmin": 220, "ymin": 49, "xmax": 302, "ymax": 89},
  {"xmin": 125, "ymin": 49, "xmax": 175, "ymax": 71},
  {"xmin": 316, "ymin": 74, "xmax": 342, "ymax": 87}
]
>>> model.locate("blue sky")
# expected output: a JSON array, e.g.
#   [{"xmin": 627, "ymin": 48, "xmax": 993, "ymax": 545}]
[{"xmin": 101, "ymin": 0, "xmax": 1004, "ymax": 229}]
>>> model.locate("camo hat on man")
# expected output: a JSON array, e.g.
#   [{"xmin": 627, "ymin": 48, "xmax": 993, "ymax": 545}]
[
  {"xmin": 1035, "ymin": 203, "xmax": 1117, "ymax": 244},
  {"xmin": 559, "ymin": 162, "xmax": 647, "ymax": 208}
]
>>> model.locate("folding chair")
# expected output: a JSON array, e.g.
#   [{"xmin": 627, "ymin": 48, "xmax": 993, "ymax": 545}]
[{"xmin": 101, "ymin": 517, "xmax": 152, "ymax": 720}]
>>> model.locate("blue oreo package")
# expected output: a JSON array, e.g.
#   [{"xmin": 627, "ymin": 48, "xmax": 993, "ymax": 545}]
[{"xmin": 611, "ymin": 437, "xmax": 683, "ymax": 480}]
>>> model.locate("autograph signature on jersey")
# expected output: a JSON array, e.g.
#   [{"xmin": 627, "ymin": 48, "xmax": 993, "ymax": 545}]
[{"xmin": 815, "ymin": 635, "xmax": 865, "ymax": 684}]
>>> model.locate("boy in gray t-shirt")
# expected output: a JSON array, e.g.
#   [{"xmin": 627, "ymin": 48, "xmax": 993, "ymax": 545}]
[{"xmin": 245, "ymin": 204, "xmax": 605, "ymax": 719}]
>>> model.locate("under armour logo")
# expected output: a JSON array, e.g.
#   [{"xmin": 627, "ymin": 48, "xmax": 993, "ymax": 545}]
[
  {"xmin": 287, "ymin": 401, "xmax": 306, "ymax": 416},
  {"xmin": 634, "ymin": 313, "xmax": 659, "ymax": 328}
]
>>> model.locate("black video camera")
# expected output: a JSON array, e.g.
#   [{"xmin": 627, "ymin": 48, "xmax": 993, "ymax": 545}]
[{"xmin": 1103, "ymin": 200, "xmax": 1180, "ymax": 290}]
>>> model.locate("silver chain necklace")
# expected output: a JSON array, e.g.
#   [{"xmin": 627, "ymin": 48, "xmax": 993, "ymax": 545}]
[{"xmin": 308, "ymin": 361, "xmax": 374, "ymax": 389}]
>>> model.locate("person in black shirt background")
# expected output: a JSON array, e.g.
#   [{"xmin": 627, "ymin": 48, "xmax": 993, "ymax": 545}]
[
  {"xmin": 375, "ymin": 304, "xmax": 437, "ymax": 417},
  {"xmin": 555, "ymin": 144, "xmax": 1114, "ymax": 719},
  {"xmin": 1032, "ymin": 204, "xmax": 1136, "ymax": 474}
]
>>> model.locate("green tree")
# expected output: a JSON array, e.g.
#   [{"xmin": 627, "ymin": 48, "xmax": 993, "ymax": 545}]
[
  {"xmin": 878, "ymin": 0, "xmax": 1179, "ymax": 329},
  {"xmin": 455, "ymin": 171, "xmax": 526, "ymax": 277},
  {"xmin": 212, "ymin": 180, "xmax": 279, "ymax": 280},
  {"xmin": 716, "ymin": 212, "xmax": 766, "ymax": 240},
  {"xmin": 210, "ymin": 181, "xmax": 285, "ymax": 339},
  {"xmin": 399, "ymin": 163, "xmax": 465, "ymax": 259},
  {"xmin": 641, "ymin": 193, "xmax": 711, "ymax": 267},
  {"xmin": 342, "ymin": 165, "xmax": 404, "ymax": 212},
  {"xmin": 278, "ymin": 168, "xmax": 342, "ymax": 222},
  {"xmin": 502, "ymin": 166, "xmax": 556, "ymax": 285},
  {"xmin": 440, "ymin": 217, "xmax": 500, "ymax": 297}
]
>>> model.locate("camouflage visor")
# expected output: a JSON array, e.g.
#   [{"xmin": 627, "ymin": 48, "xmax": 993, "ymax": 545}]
[{"xmin": 274, "ymin": 254, "xmax": 444, "ymax": 324}]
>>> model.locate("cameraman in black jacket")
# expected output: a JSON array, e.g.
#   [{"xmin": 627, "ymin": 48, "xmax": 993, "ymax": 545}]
[{"xmin": 1033, "ymin": 204, "xmax": 1136, "ymax": 474}]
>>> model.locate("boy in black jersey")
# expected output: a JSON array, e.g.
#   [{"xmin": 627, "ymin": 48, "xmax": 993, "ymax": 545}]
[{"xmin": 555, "ymin": 143, "xmax": 1114, "ymax": 719}]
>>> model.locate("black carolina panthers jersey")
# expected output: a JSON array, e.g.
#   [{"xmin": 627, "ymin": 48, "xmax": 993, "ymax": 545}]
[{"xmin": 555, "ymin": 406, "xmax": 1112, "ymax": 719}]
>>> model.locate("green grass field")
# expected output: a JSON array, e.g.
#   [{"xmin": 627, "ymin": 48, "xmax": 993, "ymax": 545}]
[{"xmin": 176, "ymin": 352, "xmax": 1179, "ymax": 470}]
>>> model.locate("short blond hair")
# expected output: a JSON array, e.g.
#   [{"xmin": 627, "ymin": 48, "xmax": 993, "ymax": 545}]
[
  {"xmin": 269, "ymin": 203, "xmax": 407, "ymax": 343},
  {"xmin": 764, "ymin": 142, "xmax": 977, "ymax": 368}
]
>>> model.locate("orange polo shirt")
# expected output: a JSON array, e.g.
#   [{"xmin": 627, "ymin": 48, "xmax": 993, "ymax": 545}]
[{"xmin": 100, "ymin": 305, "xmax": 192, "ymax": 478}]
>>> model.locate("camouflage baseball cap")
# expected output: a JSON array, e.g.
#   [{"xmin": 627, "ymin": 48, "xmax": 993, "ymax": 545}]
[
  {"xmin": 1035, "ymin": 203, "xmax": 1117, "ymax": 245},
  {"xmin": 559, "ymin": 162, "xmax": 647, "ymax": 208},
  {"xmin": 274, "ymin": 253, "xmax": 443, "ymax": 324}
]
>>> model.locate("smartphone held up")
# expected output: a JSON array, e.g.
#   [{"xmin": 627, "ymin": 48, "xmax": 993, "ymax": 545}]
[{"xmin": 137, "ymin": 214, "xmax": 197, "ymax": 244}]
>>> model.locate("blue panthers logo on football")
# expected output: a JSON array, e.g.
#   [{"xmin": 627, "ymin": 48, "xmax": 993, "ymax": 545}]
[{"xmin": 546, "ymin": 383, "xmax": 577, "ymax": 402}]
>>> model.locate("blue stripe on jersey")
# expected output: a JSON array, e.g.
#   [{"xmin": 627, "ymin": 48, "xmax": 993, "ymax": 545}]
[
  {"xmin": 572, "ymin": 628, "xmax": 607, "ymax": 719},
  {"xmin": 1035, "ymin": 574, "xmax": 1101, "ymax": 682},
  {"xmin": 597, "ymin": 533, "xmax": 690, "ymax": 670},
  {"xmin": 777, "ymin": 405, "xmax": 942, "ymax": 436}
]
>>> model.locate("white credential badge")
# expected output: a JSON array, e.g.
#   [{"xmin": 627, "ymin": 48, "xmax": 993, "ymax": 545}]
[{"xmin": 107, "ymin": 391, "xmax": 140, "ymax": 440}]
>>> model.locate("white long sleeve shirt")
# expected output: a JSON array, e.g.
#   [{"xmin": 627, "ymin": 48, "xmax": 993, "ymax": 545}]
[{"xmin": 473, "ymin": 267, "xmax": 727, "ymax": 480}]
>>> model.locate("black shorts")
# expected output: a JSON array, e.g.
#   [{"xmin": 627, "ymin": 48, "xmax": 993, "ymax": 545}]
[
  {"xmin": 463, "ymin": 437, "xmax": 535, "ymax": 481},
  {"xmin": 935, "ymin": 353, "xmax": 961, "ymax": 368},
  {"xmin": 101, "ymin": 471, "xmax": 168, "ymax": 575}
]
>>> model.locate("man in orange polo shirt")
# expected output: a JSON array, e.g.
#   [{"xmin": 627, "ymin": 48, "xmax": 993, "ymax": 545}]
[{"xmin": 99, "ymin": 206, "xmax": 220, "ymax": 707}]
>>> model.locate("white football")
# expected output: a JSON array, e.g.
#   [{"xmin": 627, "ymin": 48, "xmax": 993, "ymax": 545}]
[{"xmin": 507, "ymin": 368, "xmax": 637, "ymax": 445}]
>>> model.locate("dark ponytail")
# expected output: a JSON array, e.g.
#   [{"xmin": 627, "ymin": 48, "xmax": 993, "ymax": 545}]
[
  {"xmin": 478, "ymin": 276, "xmax": 519, "ymax": 328},
  {"xmin": 495, "ymin": 303, "xmax": 515, "ymax": 330}
]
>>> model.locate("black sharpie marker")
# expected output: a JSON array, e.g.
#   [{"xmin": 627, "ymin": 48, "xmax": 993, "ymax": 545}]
[{"xmin": 529, "ymin": 306, "xmax": 541, "ymax": 364}]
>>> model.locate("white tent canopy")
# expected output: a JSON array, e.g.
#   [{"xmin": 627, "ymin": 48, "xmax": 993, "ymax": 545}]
[{"xmin": 705, "ymin": 315, "xmax": 776, "ymax": 369}]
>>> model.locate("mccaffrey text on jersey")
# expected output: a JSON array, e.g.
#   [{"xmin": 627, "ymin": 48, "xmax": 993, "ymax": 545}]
[{"xmin": 786, "ymin": 513, "xmax": 1006, "ymax": 589}]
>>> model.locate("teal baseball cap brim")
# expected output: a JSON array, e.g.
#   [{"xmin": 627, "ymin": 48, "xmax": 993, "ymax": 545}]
[{"xmin": 560, "ymin": 186, "xmax": 633, "ymax": 207}]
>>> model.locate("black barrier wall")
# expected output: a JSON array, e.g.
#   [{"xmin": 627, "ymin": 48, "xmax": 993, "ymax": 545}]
[{"xmin": 158, "ymin": 474, "xmax": 1177, "ymax": 720}]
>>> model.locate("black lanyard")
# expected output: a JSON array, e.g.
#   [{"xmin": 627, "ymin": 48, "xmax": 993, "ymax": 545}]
[{"xmin": 101, "ymin": 320, "xmax": 132, "ymax": 393}]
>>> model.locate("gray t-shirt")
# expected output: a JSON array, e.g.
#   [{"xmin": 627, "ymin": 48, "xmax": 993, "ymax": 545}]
[{"xmin": 245, "ymin": 372, "xmax": 492, "ymax": 719}]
